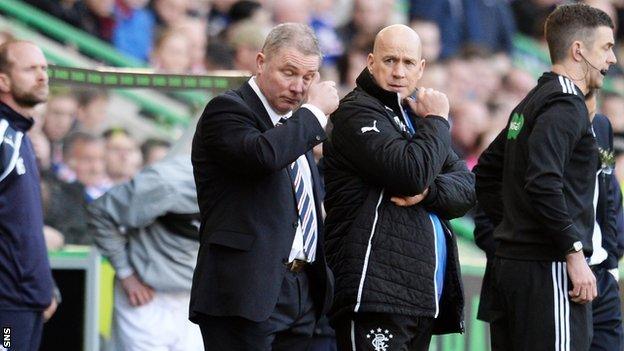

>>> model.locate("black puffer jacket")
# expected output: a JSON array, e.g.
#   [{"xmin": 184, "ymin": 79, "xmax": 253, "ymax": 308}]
[{"xmin": 323, "ymin": 69, "xmax": 475, "ymax": 334}]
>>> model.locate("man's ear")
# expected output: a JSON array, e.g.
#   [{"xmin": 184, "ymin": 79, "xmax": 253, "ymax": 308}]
[
  {"xmin": 572, "ymin": 41, "xmax": 584, "ymax": 62},
  {"xmin": 366, "ymin": 53, "xmax": 375, "ymax": 74},
  {"xmin": 416, "ymin": 58, "xmax": 426, "ymax": 80},
  {"xmin": 0, "ymin": 73, "xmax": 10, "ymax": 94},
  {"xmin": 256, "ymin": 52, "xmax": 265, "ymax": 75}
]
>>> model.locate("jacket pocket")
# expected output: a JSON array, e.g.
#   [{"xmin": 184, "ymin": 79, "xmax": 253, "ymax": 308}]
[{"xmin": 206, "ymin": 230, "xmax": 256, "ymax": 251}]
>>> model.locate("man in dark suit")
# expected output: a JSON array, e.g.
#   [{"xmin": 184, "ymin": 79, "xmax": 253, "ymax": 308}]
[{"xmin": 190, "ymin": 23, "xmax": 339, "ymax": 350}]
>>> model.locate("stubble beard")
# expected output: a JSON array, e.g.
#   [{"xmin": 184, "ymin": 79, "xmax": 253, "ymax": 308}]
[{"xmin": 13, "ymin": 85, "xmax": 48, "ymax": 108}]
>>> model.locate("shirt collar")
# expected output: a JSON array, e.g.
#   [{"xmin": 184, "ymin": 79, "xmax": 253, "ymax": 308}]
[{"xmin": 248, "ymin": 77, "xmax": 292, "ymax": 125}]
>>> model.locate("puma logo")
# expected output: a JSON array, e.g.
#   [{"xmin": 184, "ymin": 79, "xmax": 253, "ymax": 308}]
[{"xmin": 361, "ymin": 120, "xmax": 380, "ymax": 134}]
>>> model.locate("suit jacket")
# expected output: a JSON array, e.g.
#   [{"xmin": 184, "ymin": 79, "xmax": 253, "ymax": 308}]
[
  {"xmin": 592, "ymin": 114, "xmax": 624, "ymax": 270},
  {"xmin": 190, "ymin": 81, "xmax": 334, "ymax": 323}
]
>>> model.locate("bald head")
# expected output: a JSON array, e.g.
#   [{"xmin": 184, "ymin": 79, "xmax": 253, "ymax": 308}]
[
  {"xmin": 367, "ymin": 24, "xmax": 425, "ymax": 98},
  {"xmin": 373, "ymin": 24, "xmax": 422, "ymax": 58}
]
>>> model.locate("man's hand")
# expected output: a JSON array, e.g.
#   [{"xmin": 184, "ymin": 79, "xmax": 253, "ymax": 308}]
[
  {"xmin": 120, "ymin": 274, "xmax": 154, "ymax": 307},
  {"xmin": 43, "ymin": 297, "xmax": 58, "ymax": 322},
  {"xmin": 405, "ymin": 88, "xmax": 449, "ymax": 119},
  {"xmin": 566, "ymin": 250, "xmax": 597, "ymax": 304},
  {"xmin": 306, "ymin": 73, "xmax": 339, "ymax": 116},
  {"xmin": 391, "ymin": 188, "xmax": 429, "ymax": 207}
]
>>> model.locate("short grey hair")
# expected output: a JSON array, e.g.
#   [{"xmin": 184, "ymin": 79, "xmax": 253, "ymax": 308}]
[{"xmin": 261, "ymin": 23, "xmax": 323, "ymax": 61}]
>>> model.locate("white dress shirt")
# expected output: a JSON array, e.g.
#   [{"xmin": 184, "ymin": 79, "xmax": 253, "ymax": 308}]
[{"xmin": 248, "ymin": 77, "xmax": 326, "ymax": 262}]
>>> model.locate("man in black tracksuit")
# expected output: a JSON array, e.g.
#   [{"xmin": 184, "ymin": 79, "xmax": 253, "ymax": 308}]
[
  {"xmin": 474, "ymin": 4, "xmax": 617, "ymax": 350},
  {"xmin": 323, "ymin": 24, "xmax": 475, "ymax": 350},
  {"xmin": 474, "ymin": 92, "xmax": 624, "ymax": 350}
]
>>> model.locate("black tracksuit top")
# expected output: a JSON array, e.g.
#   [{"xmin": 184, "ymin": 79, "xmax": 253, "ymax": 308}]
[{"xmin": 475, "ymin": 72, "xmax": 598, "ymax": 261}]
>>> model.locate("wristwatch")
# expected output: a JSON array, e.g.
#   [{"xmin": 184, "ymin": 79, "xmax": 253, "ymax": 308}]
[{"xmin": 567, "ymin": 241, "xmax": 583, "ymax": 254}]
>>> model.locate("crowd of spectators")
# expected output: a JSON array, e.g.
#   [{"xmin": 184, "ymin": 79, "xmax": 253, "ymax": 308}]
[{"xmin": 3, "ymin": 0, "xmax": 624, "ymax": 249}]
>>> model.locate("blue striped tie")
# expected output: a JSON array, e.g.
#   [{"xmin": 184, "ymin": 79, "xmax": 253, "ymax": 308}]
[{"xmin": 278, "ymin": 118, "xmax": 317, "ymax": 260}]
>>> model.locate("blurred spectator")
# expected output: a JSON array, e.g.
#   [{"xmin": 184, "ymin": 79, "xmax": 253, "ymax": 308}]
[
  {"xmin": 309, "ymin": 0, "xmax": 345, "ymax": 66},
  {"xmin": 450, "ymin": 100, "xmax": 490, "ymax": 169},
  {"xmin": 62, "ymin": 132, "xmax": 111, "ymax": 201},
  {"xmin": 410, "ymin": 0, "xmax": 516, "ymax": 59},
  {"xmin": 174, "ymin": 18, "xmax": 209, "ymax": 73},
  {"xmin": 208, "ymin": 0, "xmax": 238, "ymax": 37},
  {"xmin": 24, "ymin": 0, "xmax": 84, "ymax": 29},
  {"xmin": 150, "ymin": 28, "xmax": 192, "ymax": 73},
  {"xmin": 89, "ymin": 155, "xmax": 202, "ymax": 350},
  {"xmin": 141, "ymin": 138, "xmax": 171, "ymax": 166},
  {"xmin": 227, "ymin": 20, "xmax": 268, "ymax": 72},
  {"xmin": 204, "ymin": 42, "xmax": 235, "ymax": 70},
  {"xmin": 601, "ymin": 92, "xmax": 624, "ymax": 160},
  {"xmin": 153, "ymin": 0, "xmax": 190, "ymax": 29},
  {"xmin": 602, "ymin": 93, "xmax": 624, "ymax": 133},
  {"xmin": 410, "ymin": 18, "xmax": 442, "ymax": 63},
  {"xmin": 584, "ymin": 0, "xmax": 618, "ymax": 31},
  {"xmin": 445, "ymin": 57, "xmax": 476, "ymax": 104},
  {"xmin": 511, "ymin": 0, "xmax": 560, "ymax": 40},
  {"xmin": 30, "ymin": 131, "xmax": 51, "ymax": 171},
  {"xmin": 75, "ymin": 89, "xmax": 110, "ymax": 134},
  {"xmin": 227, "ymin": 0, "xmax": 271, "ymax": 27},
  {"xmin": 41, "ymin": 172, "xmax": 91, "ymax": 245},
  {"xmin": 501, "ymin": 67, "xmax": 537, "ymax": 101},
  {"xmin": 103, "ymin": 128, "xmax": 143, "ymax": 184},
  {"xmin": 77, "ymin": 0, "xmax": 116, "ymax": 42},
  {"xmin": 271, "ymin": 0, "xmax": 309, "ymax": 29},
  {"xmin": 337, "ymin": 0, "xmax": 389, "ymax": 48},
  {"xmin": 419, "ymin": 63, "xmax": 448, "ymax": 92},
  {"xmin": 336, "ymin": 35, "xmax": 373, "ymax": 94},
  {"xmin": 113, "ymin": 0, "xmax": 156, "ymax": 61},
  {"xmin": 43, "ymin": 226, "xmax": 65, "ymax": 251},
  {"xmin": 41, "ymin": 89, "xmax": 78, "ymax": 169}
]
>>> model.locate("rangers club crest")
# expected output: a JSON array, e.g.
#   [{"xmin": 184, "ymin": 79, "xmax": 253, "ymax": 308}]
[{"xmin": 366, "ymin": 328, "xmax": 393, "ymax": 351}]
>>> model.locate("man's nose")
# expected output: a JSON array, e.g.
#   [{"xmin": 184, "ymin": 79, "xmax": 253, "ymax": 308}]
[
  {"xmin": 392, "ymin": 63, "xmax": 406, "ymax": 78},
  {"xmin": 608, "ymin": 50, "xmax": 617, "ymax": 65},
  {"xmin": 38, "ymin": 67, "xmax": 48, "ymax": 82},
  {"xmin": 290, "ymin": 77, "xmax": 305, "ymax": 94}
]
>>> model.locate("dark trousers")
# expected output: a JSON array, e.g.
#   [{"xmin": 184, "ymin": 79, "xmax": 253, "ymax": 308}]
[
  {"xmin": 590, "ymin": 267, "xmax": 623, "ymax": 351},
  {"xmin": 0, "ymin": 309, "xmax": 43, "ymax": 351},
  {"xmin": 490, "ymin": 257, "xmax": 592, "ymax": 351},
  {"xmin": 197, "ymin": 268, "xmax": 317, "ymax": 351},
  {"xmin": 334, "ymin": 312, "xmax": 434, "ymax": 351}
]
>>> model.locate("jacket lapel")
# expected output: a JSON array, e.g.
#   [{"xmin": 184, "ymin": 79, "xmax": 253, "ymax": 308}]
[{"xmin": 239, "ymin": 82, "xmax": 274, "ymax": 131}]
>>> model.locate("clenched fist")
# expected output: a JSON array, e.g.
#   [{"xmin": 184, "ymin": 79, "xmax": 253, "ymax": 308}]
[
  {"xmin": 306, "ymin": 74, "xmax": 339, "ymax": 116},
  {"xmin": 405, "ymin": 87, "xmax": 450, "ymax": 119}
]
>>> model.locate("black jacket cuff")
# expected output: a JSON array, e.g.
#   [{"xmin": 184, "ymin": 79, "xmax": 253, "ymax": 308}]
[{"xmin": 555, "ymin": 225, "xmax": 581, "ymax": 256}]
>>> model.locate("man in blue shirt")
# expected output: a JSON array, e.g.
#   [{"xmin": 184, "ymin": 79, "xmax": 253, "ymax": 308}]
[{"xmin": 0, "ymin": 40, "xmax": 56, "ymax": 351}]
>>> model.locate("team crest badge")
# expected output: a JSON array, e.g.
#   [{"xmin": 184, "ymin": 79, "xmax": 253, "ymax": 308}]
[
  {"xmin": 507, "ymin": 112, "xmax": 524, "ymax": 140},
  {"xmin": 366, "ymin": 328, "xmax": 393, "ymax": 351}
]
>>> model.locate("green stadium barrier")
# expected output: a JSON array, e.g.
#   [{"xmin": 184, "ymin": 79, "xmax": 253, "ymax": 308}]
[{"xmin": 48, "ymin": 65, "xmax": 249, "ymax": 92}]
